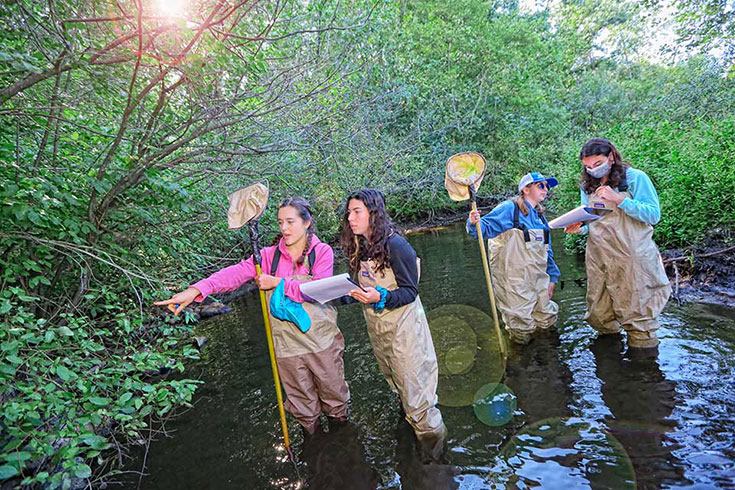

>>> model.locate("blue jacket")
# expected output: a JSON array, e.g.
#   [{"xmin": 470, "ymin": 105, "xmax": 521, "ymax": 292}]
[
  {"xmin": 466, "ymin": 200, "xmax": 561, "ymax": 283},
  {"xmin": 580, "ymin": 167, "xmax": 661, "ymax": 225}
]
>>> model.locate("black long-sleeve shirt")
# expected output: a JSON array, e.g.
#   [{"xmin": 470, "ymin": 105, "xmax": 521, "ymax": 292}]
[
  {"xmin": 345, "ymin": 233, "xmax": 418, "ymax": 309},
  {"xmin": 339, "ymin": 233, "xmax": 420, "ymax": 310},
  {"xmin": 382, "ymin": 234, "xmax": 419, "ymax": 310}
]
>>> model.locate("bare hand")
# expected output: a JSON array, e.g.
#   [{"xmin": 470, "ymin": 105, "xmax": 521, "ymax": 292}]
[
  {"xmin": 154, "ymin": 287, "xmax": 201, "ymax": 316},
  {"xmin": 469, "ymin": 209, "xmax": 481, "ymax": 225},
  {"xmin": 255, "ymin": 274, "xmax": 281, "ymax": 291},
  {"xmin": 548, "ymin": 282, "xmax": 555, "ymax": 299},
  {"xmin": 564, "ymin": 222, "xmax": 582, "ymax": 234},
  {"xmin": 595, "ymin": 185, "xmax": 624, "ymax": 205},
  {"xmin": 349, "ymin": 287, "xmax": 382, "ymax": 304}
]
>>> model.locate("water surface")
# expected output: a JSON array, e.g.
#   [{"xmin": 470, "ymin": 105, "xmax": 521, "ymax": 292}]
[{"xmin": 125, "ymin": 224, "xmax": 735, "ymax": 489}]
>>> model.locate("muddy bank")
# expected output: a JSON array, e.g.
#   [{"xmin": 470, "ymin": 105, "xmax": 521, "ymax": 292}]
[{"xmin": 662, "ymin": 243, "xmax": 735, "ymax": 307}]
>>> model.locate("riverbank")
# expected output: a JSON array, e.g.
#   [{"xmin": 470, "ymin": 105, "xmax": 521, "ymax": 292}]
[{"xmin": 663, "ymin": 242, "xmax": 735, "ymax": 307}]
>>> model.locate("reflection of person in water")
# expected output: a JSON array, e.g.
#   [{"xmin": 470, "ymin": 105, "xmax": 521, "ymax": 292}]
[
  {"xmin": 591, "ymin": 336, "xmax": 688, "ymax": 487},
  {"xmin": 394, "ymin": 418, "xmax": 459, "ymax": 490},
  {"xmin": 503, "ymin": 329, "xmax": 574, "ymax": 421},
  {"xmin": 300, "ymin": 420, "xmax": 379, "ymax": 489}
]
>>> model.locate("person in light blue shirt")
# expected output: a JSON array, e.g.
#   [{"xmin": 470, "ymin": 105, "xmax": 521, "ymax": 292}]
[
  {"xmin": 578, "ymin": 167, "xmax": 661, "ymax": 226},
  {"xmin": 467, "ymin": 172, "xmax": 561, "ymax": 344},
  {"xmin": 565, "ymin": 138, "xmax": 670, "ymax": 350}
]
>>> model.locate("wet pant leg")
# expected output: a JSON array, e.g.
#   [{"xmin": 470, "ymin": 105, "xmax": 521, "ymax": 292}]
[
  {"xmin": 308, "ymin": 333, "xmax": 350, "ymax": 420},
  {"xmin": 497, "ymin": 290, "xmax": 537, "ymax": 344},
  {"xmin": 278, "ymin": 355, "xmax": 321, "ymax": 433},
  {"xmin": 585, "ymin": 268, "xmax": 622, "ymax": 334},
  {"xmin": 533, "ymin": 295, "xmax": 559, "ymax": 330}
]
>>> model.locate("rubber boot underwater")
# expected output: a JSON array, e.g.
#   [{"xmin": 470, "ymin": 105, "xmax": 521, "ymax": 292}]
[
  {"xmin": 418, "ymin": 423, "xmax": 448, "ymax": 464},
  {"xmin": 395, "ymin": 418, "xmax": 457, "ymax": 489},
  {"xmin": 301, "ymin": 417, "xmax": 322, "ymax": 442}
]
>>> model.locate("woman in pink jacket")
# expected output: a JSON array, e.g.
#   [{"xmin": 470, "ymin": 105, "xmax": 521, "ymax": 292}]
[{"xmin": 155, "ymin": 197, "xmax": 349, "ymax": 435}]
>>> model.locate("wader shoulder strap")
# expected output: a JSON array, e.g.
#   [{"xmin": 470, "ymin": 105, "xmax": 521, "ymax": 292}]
[
  {"xmin": 618, "ymin": 167, "xmax": 629, "ymax": 192},
  {"xmin": 540, "ymin": 215, "xmax": 550, "ymax": 244},
  {"xmin": 270, "ymin": 247, "xmax": 317, "ymax": 276},
  {"xmin": 270, "ymin": 248, "xmax": 281, "ymax": 275},
  {"xmin": 513, "ymin": 202, "xmax": 531, "ymax": 242}
]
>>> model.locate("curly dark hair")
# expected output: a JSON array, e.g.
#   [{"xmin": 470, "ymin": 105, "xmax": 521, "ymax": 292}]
[
  {"xmin": 339, "ymin": 188, "xmax": 396, "ymax": 275},
  {"xmin": 271, "ymin": 196, "xmax": 315, "ymax": 267},
  {"xmin": 579, "ymin": 138, "xmax": 629, "ymax": 194}
]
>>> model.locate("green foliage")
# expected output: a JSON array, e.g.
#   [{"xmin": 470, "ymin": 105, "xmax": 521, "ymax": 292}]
[
  {"xmin": 0, "ymin": 300, "xmax": 201, "ymax": 488},
  {"xmin": 1, "ymin": 0, "xmax": 734, "ymax": 486}
]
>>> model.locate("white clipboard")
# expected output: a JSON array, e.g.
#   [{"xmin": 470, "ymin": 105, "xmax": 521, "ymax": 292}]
[
  {"xmin": 299, "ymin": 273, "xmax": 366, "ymax": 304},
  {"xmin": 548, "ymin": 205, "xmax": 607, "ymax": 229}
]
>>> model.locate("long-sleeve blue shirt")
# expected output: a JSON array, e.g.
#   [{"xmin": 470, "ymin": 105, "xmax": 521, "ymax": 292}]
[
  {"xmin": 581, "ymin": 167, "xmax": 661, "ymax": 225},
  {"xmin": 466, "ymin": 200, "xmax": 561, "ymax": 283}
]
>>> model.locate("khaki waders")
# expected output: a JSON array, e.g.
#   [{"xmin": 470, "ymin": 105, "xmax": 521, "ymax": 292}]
[
  {"xmin": 487, "ymin": 204, "xmax": 559, "ymax": 344},
  {"xmin": 585, "ymin": 192, "xmax": 671, "ymax": 348},
  {"xmin": 266, "ymin": 272, "xmax": 350, "ymax": 433},
  {"xmin": 358, "ymin": 258, "xmax": 447, "ymax": 460}
]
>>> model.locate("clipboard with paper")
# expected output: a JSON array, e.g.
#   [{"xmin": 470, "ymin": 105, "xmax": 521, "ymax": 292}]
[
  {"xmin": 299, "ymin": 273, "xmax": 366, "ymax": 304},
  {"xmin": 547, "ymin": 205, "xmax": 612, "ymax": 229}
]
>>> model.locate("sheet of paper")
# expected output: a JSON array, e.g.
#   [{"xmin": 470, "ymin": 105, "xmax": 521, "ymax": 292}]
[
  {"xmin": 299, "ymin": 273, "xmax": 362, "ymax": 304},
  {"xmin": 547, "ymin": 205, "xmax": 603, "ymax": 229}
]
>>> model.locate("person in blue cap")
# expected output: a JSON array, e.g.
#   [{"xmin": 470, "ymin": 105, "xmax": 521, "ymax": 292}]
[
  {"xmin": 467, "ymin": 172, "xmax": 561, "ymax": 344},
  {"xmin": 565, "ymin": 138, "xmax": 670, "ymax": 349}
]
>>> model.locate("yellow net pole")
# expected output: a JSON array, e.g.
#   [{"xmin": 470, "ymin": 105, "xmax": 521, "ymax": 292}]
[
  {"xmin": 470, "ymin": 200, "xmax": 507, "ymax": 360},
  {"xmin": 255, "ymin": 265, "xmax": 292, "ymax": 456}
]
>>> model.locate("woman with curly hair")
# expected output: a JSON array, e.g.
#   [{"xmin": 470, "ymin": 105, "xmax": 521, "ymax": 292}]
[
  {"xmin": 565, "ymin": 138, "xmax": 670, "ymax": 349},
  {"xmin": 340, "ymin": 188, "xmax": 447, "ymax": 463}
]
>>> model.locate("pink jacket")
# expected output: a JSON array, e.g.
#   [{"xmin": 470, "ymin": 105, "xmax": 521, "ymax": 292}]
[{"xmin": 192, "ymin": 235, "xmax": 334, "ymax": 304}]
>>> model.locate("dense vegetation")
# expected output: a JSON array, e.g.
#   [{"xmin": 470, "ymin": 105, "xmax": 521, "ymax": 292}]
[{"xmin": 1, "ymin": 0, "xmax": 733, "ymax": 487}]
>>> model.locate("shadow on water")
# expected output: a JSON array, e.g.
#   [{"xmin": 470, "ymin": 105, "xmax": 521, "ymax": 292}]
[{"xmin": 120, "ymin": 224, "xmax": 735, "ymax": 489}]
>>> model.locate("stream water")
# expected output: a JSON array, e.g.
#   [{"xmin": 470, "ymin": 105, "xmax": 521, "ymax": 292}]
[{"xmin": 123, "ymin": 224, "xmax": 735, "ymax": 489}]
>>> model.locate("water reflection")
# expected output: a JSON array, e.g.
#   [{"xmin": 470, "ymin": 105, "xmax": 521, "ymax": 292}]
[
  {"xmin": 123, "ymin": 224, "xmax": 735, "ymax": 489},
  {"xmin": 394, "ymin": 419, "xmax": 459, "ymax": 490},
  {"xmin": 590, "ymin": 334, "xmax": 689, "ymax": 487},
  {"xmin": 300, "ymin": 422, "xmax": 378, "ymax": 489},
  {"xmin": 504, "ymin": 329, "xmax": 574, "ymax": 422},
  {"xmin": 490, "ymin": 417, "xmax": 636, "ymax": 489},
  {"xmin": 427, "ymin": 304, "xmax": 504, "ymax": 408}
]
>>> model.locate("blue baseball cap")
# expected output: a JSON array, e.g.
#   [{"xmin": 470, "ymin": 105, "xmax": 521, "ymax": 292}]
[{"xmin": 518, "ymin": 172, "xmax": 559, "ymax": 192}]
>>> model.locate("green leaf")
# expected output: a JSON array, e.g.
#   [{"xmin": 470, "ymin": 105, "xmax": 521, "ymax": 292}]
[
  {"xmin": 0, "ymin": 299, "xmax": 11, "ymax": 314},
  {"xmin": 29, "ymin": 276, "xmax": 51, "ymax": 288},
  {"xmin": 21, "ymin": 61, "xmax": 42, "ymax": 74},
  {"xmin": 27, "ymin": 211, "xmax": 42, "ymax": 226},
  {"xmin": 74, "ymin": 463, "xmax": 91, "ymax": 479},
  {"xmin": 56, "ymin": 365, "xmax": 74, "ymax": 382},
  {"xmin": 1, "ymin": 340, "xmax": 19, "ymax": 352},
  {"xmin": 80, "ymin": 434, "xmax": 108, "ymax": 450},
  {"xmin": 57, "ymin": 326, "xmax": 74, "ymax": 337},
  {"xmin": 3, "ymin": 452, "xmax": 31, "ymax": 463},
  {"xmin": 0, "ymin": 364, "xmax": 16, "ymax": 375},
  {"xmin": 0, "ymin": 464, "xmax": 19, "ymax": 479},
  {"xmin": 89, "ymin": 397, "xmax": 110, "ymax": 407}
]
